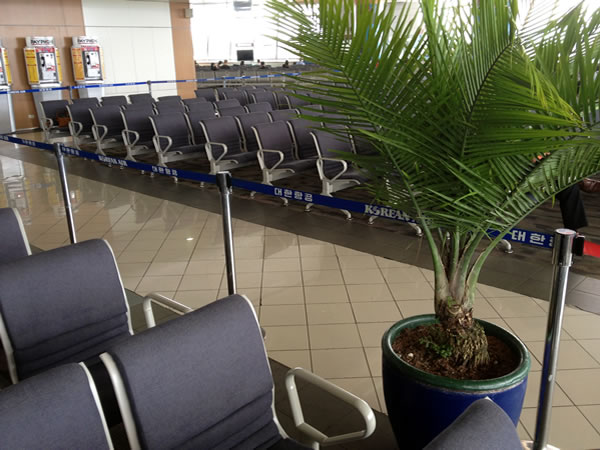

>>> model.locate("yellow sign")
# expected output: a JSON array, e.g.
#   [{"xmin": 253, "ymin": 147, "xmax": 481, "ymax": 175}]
[
  {"xmin": 1, "ymin": 50, "xmax": 11, "ymax": 85},
  {"xmin": 56, "ymin": 48, "xmax": 62, "ymax": 83},
  {"xmin": 71, "ymin": 47, "xmax": 85, "ymax": 82},
  {"xmin": 24, "ymin": 48, "xmax": 39, "ymax": 84}
]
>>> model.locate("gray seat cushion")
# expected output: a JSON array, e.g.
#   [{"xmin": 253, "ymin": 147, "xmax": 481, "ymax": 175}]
[
  {"xmin": 280, "ymin": 158, "xmax": 316, "ymax": 172},
  {"xmin": 0, "ymin": 364, "xmax": 110, "ymax": 449},
  {"xmin": 0, "ymin": 208, "xmax": 29, "ymax": 264}
]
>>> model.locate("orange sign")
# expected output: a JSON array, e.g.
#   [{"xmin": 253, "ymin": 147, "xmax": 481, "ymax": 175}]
[
  {"xmin": 24, "ymin": 48, "xmax": 39, "ymax": 84},
  {"xmin": 71, "ymin": 47, "xmax": 85, "ymax": 81}
]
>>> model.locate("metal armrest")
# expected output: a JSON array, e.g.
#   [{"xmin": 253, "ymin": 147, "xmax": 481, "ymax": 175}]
[
  {"xmin": 92, "ymin": 124, "xmax": 108, "ymax": 141},
  {"xmin": 42, "ymin": 117, "xmax": 54, "ymax": 131},
  {"xmin": 205, "ymin": 141, "xmax": 228, "ymax": 162},
  {"xmin": 260, "ymin": 149, "xmax": 285, "ymax": 170},
  {"xmin": 68, "ymin": 121, "xmax": 83, "ymax": 137},
  {"xmin": 285, "ymin": 367, "xmax": 376, "ymax": 448},
  {"xmin": 152, "ymin": 134, "xmax": 173, "ymax": 153},
  {"xmin": 122, "ymin": 129, "xmax": 140, "ymax": 147},
  {"xmin": 317, "ymin": 157, "xmax": 348, "ymax": 182},
  {"xmin": 142, "ymin": 292, "xmax": 193, "ymax": 328}
]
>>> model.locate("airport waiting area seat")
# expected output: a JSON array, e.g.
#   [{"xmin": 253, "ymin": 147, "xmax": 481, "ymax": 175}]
[
  {"xmin": 66, "ymin": 102, "xmax": 98, "ymax": 149},
  {"xmin": 251, "ymin": 91, "xmax": 278, "ymax": 110},
  {"xmin": 157, "ymin": 95, "xmax": 181, "ymax": 103},
  {"xmin": 215, "ymin": 98, "xmax": 242, "ymax": 111},
  {"xmin": 200, "ymin": 116, "xmax": 257, "ymax": 174},
  {"xmin": 100, "ymin": 294, "xmax": 376, "ymax": 449},
  {"xmin": 39, "ymin": 99, "xmax": 71, "ymax": 143},
  {"xmin": 185, "ymin": 109, "xmax": 217, "ymax": 147},
  {"xmin": 269, "ymin": 108, "xmax": 298, "ymax": 122},
  {"xmin": 121, "ymin": 107, "xmax": 156, "ymax": 161},
  {"xmin": 253, "ymin": 121, "xmax": 316, "ymax": 189},
  {"xmin": 129, "ymin": 93, "xmax": 155, "ymax": 105},
  {"xmin": 0, "ymin": 363, "xmax": 112, "ymax": 450},
  {"xmin": 156, "ymin": 100, "xmax": 186, "ymax": 115},
  {"xmin": 101, "ymin": 95, "xmax": 128, "ymax": 107},
  {"xmin": 0, "ymin": 208, "xmax": 31, "ymax": 264},
  {"xmin": 247, "ymin": 101, "xmax": 273, "ymax": 113},
  {"xmin": 150, "ymin": 112, "xmax": 206, "ymax": 167},
  {"xmin": 72, "ymin": 97, "xmax": 101, "ymax": 107},
  {"xmin": 195, "ymin": 87, "xmax": 217, "ymax": 102},
  {"xmin": 235, "ymin": 111, "xmax": 271, "ymax": 152},
  {"xmin": 90, "ymin": 105, "xmax": 126, "ymax": 155},
  {"xmin": 182, "ymin": 97, "xmax": 207, "ymax": 109}
]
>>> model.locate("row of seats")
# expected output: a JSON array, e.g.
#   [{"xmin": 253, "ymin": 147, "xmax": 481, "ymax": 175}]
[
  {"xmin": 0, "ymin": 207, "xmax": 523, "ymax": 448},
  {"xmin": 0, "ymin": 208, "xmax": 376, "ymax": 448}
]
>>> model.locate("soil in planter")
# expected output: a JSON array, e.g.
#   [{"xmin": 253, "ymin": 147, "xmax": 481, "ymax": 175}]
[{"xmin": 392, "ymin": 324, "xmax": 520, "ymax": 380}]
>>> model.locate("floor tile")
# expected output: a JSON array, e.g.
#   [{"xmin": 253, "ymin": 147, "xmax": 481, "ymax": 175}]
[
  {"xmin": 471, "ymin": 297, "xmax": 500, "ymax": 319},
  {"xmin": 152, "ymin": 249, "xmax": 193, "ymax": 262},
  {"xmin": 311, "ymin": 348, "xmax": 371, "ymax": 378},
  {"xmin": 342, "ymin": 268, "xmax": 385, "ymax": 285},
  {"xmin": 337, "ymin": 255, "xmax": 378, "ymax": 269},
  {"xmin": 478, "ymin": 284, "xmax": 522, "ymax": 298},
  {"xmin": 579, "ymin": 340, "xmax": 600, "ymax": 364},
  {"xmin": 300, "ymin": 256, "xmax": 340, "ymax": 271},
  {"xmin": 175, "ymin": 290, "xmax": 218, "ymax": 309},
  {"xmin": 504, "ymin": 317, "xmax": 572, "ymax": 342},
  {"xmin": 527, "ymin": 340, "xmax": 599, "ymax": 370},
  {"xmin": 136, "ymin": 275, "xmax": 182, "ymax": 295},
  {"xmin": 563, "ymin": 315, "xmax": 600, "ymax": 340},
  {"xmin": 116, "ymin": 262, "xmax": 150, "ymax": 278},
  {"xmin": 380, "ymin": 266, "xmax": 426, "ymax": 283},
  {"xmin": 396, "ymin": 300, "xmax": 434, "ymax": 317},
  {"xmin": 365, "ymin": 347, "xmax": 382, "ymax": 378},
  {"xmin": 225, "ymin": 272, "xmax": 262, "ymax": 289},
  {"xmin": 523, "ymin": 371, "xmax": 572, "ymax": 408},
  {"xmin": 268, "ymin": 350, "xmax": 312, "ymax": 371},
  {"xmin": 145, "ymin": 261, "xmax": 188, "ymax": 276},
  {"xmin": 300, "ymin": 244, "xmax": 336, "ymax": 257},
  {"xmin": 264, "ymin": 244, "xmax": 299, "ymax": 259},
  {"xmin": 185, "ymin": 260, "xmax": 225, "ymax": 275},
  {"xmin": 304, "ymin": 285, "xmax": 349, "ymax": 304},
  {"xmin": 261, "ymin": 286, "xmax": 305, "ymax": 305},
  {"xmin": 358, "ymin": 322, "xmax": 397, "ymax": 347},
  {"xmin": 263, "ymin": 258, "xmax": 300, "ymax": 272},
  {"xmin": 373, "ymin": 377, "xmax": 386, "ymax": 413},
  {"xmin": 117, "ymin": 250, "xmax": 158, "ymax": 263},
  {"xmin": 263, "ymin": 326, "xmax": 309, "ymax": 350},
  {"xmin": 260, "ymin": 305, "xmax": 307, "ymax": 326},
  {"xmin": 557, "ymin": 368, "xmax": 600, "ymax": 405},
  {"xmin": 309, "ymin": 324, "xmax": 362, "ymax": 349},
  {"xmin": 178, "ymin": 273, "xmax": 223, "ymax": 291},
  {"xmin": 303, "ymin": 270, "xmax": 344, "ymax": 286},
  {"xmin": 306, "ymin": 303, "xmax": 355, "ymax": 325},
  {"xmin": 579, "ymin": 405, "xmax": 600, "ymax": 436},
  {"xmin": 487, "ymin": 296, "xmax": 547, "ymax": 318},
  {"xmin": 520, "ymin": 406, "xmax": 600, "ymax": 450},
  {"xmin": 327, "ymin": 377, "xmax": 380, "ymax": 411},
  {"xmin": 121, "ymin": 276, "xmax": 141, "ymax": 291},
  {"xmin": 234, "ymin": 259, "xmax": 264, "ymax": 273},
  {"xmin": 346, "ymin": 284, "xmax": 393, "ymax": 302},
  {"xmin": 388, "ymin": 281, "xmax": 434, "ymax": 301},
  {"xmin": 262, "ymin": 271, "xmax": 303, "ymax": 287},
  {"xmin": 352, "ymin": 302, "xmax": 402, "ymax": 323}
]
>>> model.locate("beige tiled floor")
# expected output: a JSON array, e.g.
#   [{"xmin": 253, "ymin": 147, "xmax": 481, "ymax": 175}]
[{"xmin": 7, "ymin": 153, "xmax": 600, "ymax": 449}]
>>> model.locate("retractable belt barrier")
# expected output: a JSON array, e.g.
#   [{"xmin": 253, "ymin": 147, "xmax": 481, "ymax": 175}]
[
  {"xmin": 0, "ymin": 72, "xmax": 303, "ymax": 96},
  {"xmin": 0, "ymin": 132, "xmax": 561, "ymax": 250}
]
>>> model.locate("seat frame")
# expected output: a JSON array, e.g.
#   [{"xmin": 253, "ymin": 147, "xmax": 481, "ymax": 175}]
[{"xmin": 90, "ymin": 107, "xmax": 125, "ymax": 156}]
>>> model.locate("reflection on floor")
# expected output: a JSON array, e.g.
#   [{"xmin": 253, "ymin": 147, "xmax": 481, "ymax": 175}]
[{"xmin": 2, "ymin": 137, "xmax": 600, "ymax": 448}]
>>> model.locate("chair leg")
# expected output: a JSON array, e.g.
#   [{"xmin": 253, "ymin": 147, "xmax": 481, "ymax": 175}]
[
  {"xmin": 408, "ymin": 222, "xmax": 423, "ymax": 237},
  {"xmin": 499, "ymin": 239, "xmax": 513, "ymax": 254},
  {"xmin": 305, "ymin": 203, "xmax": 313, "ymax": 212},
  {"xmin": 282, "ymin": 197, "xmax": 289, "ymax": 206},
  {"xmin": 342, "ymin": 209, "xmax": 352, "ymax": 221},
  {"xmin": 368, "ymin": 216, "xmax": 377, "ymax": 225}
]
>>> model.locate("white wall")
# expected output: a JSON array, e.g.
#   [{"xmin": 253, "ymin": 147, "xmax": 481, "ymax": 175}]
[{"xmin": 82, "ymin": 0, "xmax": 178, "ymax": 97}]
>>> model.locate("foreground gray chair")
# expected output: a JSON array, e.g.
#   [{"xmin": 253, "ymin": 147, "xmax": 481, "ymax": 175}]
[
  {"xmin": 0, "ymin": 239, "xmax": 190, "ymax": 384},
  {"xmin": 0, "ymin": 363, "xmax": 112, "ymax": 450},
  {"xmin": 100, "ymin": 294, "xmax": 375, "ymax": 449},
  {"xmin": 0, "ymin": 208, "xmax": 31, "ymax": 264},
  {"xmin": 424, "ymin": 398, "xmax": 522, "ymax": 450}
]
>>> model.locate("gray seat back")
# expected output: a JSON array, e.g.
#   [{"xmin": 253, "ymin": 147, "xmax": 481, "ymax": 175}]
[
  {"xmin": 157, "ymin": 95, "xmax": 182, "ymax": 102},
  {"xmin": 91, "ymin": 105, "xmax": 125, "ymax": 136},
  {"xmin": 129, "ymin": 93, "xmax": 155, "ymax": 104},
  {"xmin": 200, "ymin": 116, "xmax": 243, "ymax": 154},
  {"xmin": 186, "ymin": 101, "xmax": 215, "ymax": 115},
  {"xmin": 40, "ymin": 100, "xmax": 69, "ymax": 127},
  {"xmin": 102, "ymin": 294, "xmax": 281, "ymax": 450},
  {"xmin": 0, "ymin": 363, "xmax": 112, "ymax": 450},
  {"xmin": 122, "ymin": 103, "xmax": 155, "ymax": 114},
  {"xmin": 236, "ymin": 112, "xmax": 271, "ymax": 152},
  {"xmin": 312, "ymin": 130, "xmax": 354, "ymax": 177},
  {"xmin": 0, "ymin": 239, "xmax": 132, "ymax": 381},
  {"xmin": 67, "ymin": 103, "xmax": 97, "ymax": 133},
  {"xmin": 0, "ymin": 208, "xmax": 31, "ymax": 264},
  {"xmin": 215, "ymin": 98, "xmax": 241, "ymax": 109},
  {"xmin": 288, "ymin": 118, "xmax": 319, "ymax": 159},
  {"xmin": 254, "ymin": 121, "xmax": 295, "ymax": 165},
  {"xmin": 156, "ymin": 101, "xmax": 186, "ymax": 115},
  {"xmin": 122, "ymin": 109, "xmax": 155, "ymax": 143},
  {"xmin": 286, "ymin": 93, "xmax": 310, "ymax": 109},
  {"xmin": 247, "ymin": 102, "xmax": 273, "ymax": 113},
  {"xmin": 216, "ymin": 87, "xmax": 237, "ymax": 100},
  {"xmin": 186, "ymin": 109, "xmax": 216, "ymax": 145},
  {"xmin": 224, "ymin": 89, "xmax": 248, "ymax": 106},
  {"xmin": 150, "ymin": 112, "xmax": 191, "ymax": 148},
  {"xmin": 218, "ymin": 105, "xmax": 246, "ymax": 117},
  {"xmin": 72, "ymin": 97, "xmax": 101, "ymax": 107},
  {"xmin": 269, "ymin": 109, "xmax": 298, "ymax": 122},
  {"xmin": 251, "ymin": 91, "xmax": 277, "ymax": 109},
  {"xmin": 101, "ymin": 95, "xmax": 128, "ymax": 107},
  {"xmin": 183, "ymin": 97, "xmax": 207, "ymax": 108},
  {"xmin": 195, "ymin": 88, "xmax": 217, "ymax": 102}
]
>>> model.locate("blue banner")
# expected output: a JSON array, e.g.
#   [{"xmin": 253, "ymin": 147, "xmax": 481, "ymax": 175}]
[{"xmin": 0, "ymin": 133, "xmax": 555, "ymax": 249}]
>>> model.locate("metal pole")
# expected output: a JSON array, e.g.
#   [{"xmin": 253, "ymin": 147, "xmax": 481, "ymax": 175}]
[
  {"xmin": 53, "ymin": 143, "xmax": 77, "ymax": 244},
  {"xmin": 147, "ymin": 80, "xmax": 152, "ymax": 96},
  {"xmin": 532, "ymin": 228, "xmax": 576, "ymax": 450},
  {"xmin": 68, "ymin": 85, "xmax": 73, "ymax": 102},
  {"xmin": 216, "ymin": 171, "xmax": 236, "ymax": 295}
]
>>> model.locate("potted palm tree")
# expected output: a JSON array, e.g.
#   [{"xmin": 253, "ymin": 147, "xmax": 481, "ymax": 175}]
[{"xmin": 267, "ymin": 0, "xmax": 600, "ymax": 447}]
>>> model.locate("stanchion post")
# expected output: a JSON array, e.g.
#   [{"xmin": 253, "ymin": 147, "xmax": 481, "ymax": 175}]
[
  {"xmin": 147, "ymin": 80, "xmax": 152, "ymax": 96},
  {"xmin": 53, "ymin": 143, "xmax": 77, "ymax": 244},
  {"xmin": 68, "ymin": 85, "xmax": 73, "ymax": 101},
  {"xmin": 532, "ymin": 228, "xmax": 576, "ymax": 450},
  {"xmin": 216, "ymin": 171, "xmax": 236, "ymax": 295}
]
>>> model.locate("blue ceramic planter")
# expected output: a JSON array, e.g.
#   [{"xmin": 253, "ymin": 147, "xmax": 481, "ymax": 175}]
[{"xmin": 382, "ymin": 314, "xmax": 530, "ymax": 449}]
